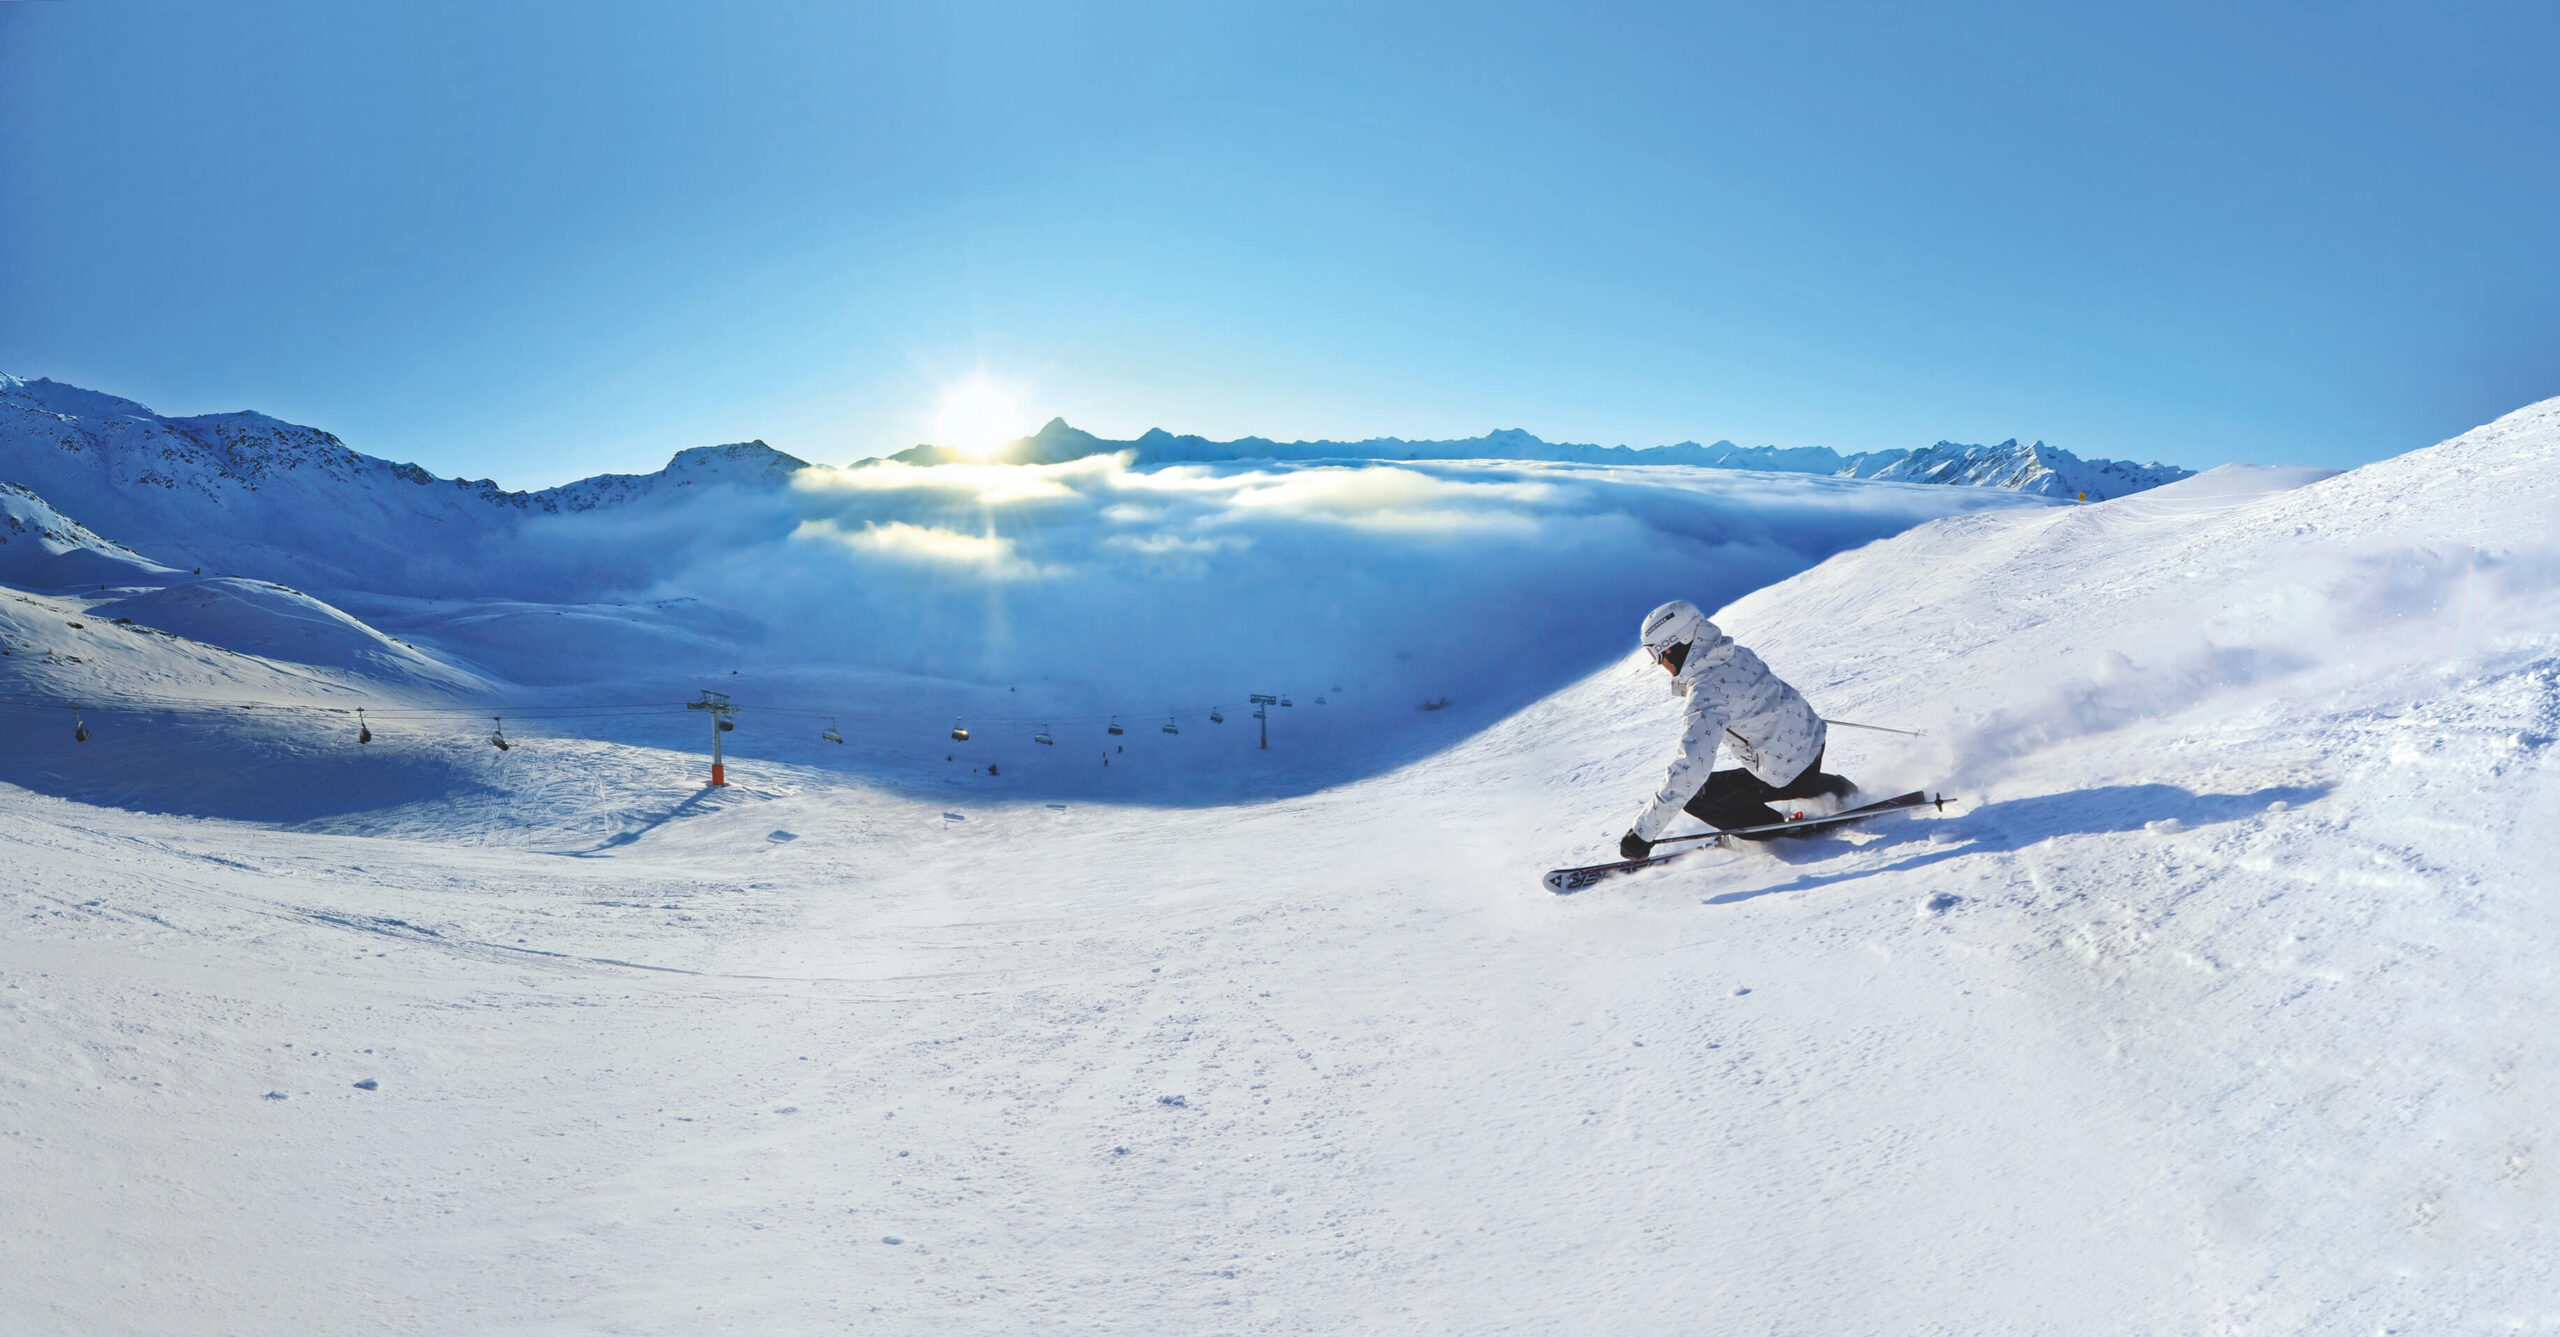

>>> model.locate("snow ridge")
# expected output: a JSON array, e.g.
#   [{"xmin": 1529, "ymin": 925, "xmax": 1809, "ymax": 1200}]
[{"xmin": 0, "ymin": 479, "xmax": 178, "ymax": 589}]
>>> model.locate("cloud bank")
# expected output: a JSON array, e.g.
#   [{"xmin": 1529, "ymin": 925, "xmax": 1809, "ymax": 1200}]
[{"xmin": 503, "ymin": 456, "xmax": 2051, "ymax": 728}]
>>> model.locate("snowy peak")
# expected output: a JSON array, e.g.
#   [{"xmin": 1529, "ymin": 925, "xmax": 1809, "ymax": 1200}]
[
  {"xmin": 1845, "ymin": 438, "xmax": 2190, "ymax": 500},
  {"xmin": 881, "ymin": 418, "xmax": 1111, "ymax": 467},
  {"xmin": 533, "ymin": 440, "xmax": 811, "ymax": 511},
  {"xmin": 665, "ymin": 440, "xmax": 808, "ymax": 479}
]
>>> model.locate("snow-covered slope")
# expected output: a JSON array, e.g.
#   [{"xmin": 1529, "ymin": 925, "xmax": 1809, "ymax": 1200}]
[
  {"xmin": 1, "ymin": 398, "xmax": 2550, "ymax": 1332},
  {"xmin": 87, "ymin": 578, "xmax": 480, "ymax": 692},
  {"xmin": 0, "ymin": 480, "xmax": 179, "ymax": 590}
]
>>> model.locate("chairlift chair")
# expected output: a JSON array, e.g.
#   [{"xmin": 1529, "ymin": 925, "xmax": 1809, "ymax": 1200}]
[
  {"xmin": 951, "ymin": 717, "xmax": 970, "ymax": 742},
  {"xmin": 1034, "ymin": 726, "xmax": 1055, "ymax": 745},
  {"xmin": 1209, "ymin": 707, "xmax": 1225, "ymax": 724},
  {"xmin": 72, "ymin": 708, "xmax": 89, "ymax": 744},
  {"xmin": 357, "ymin": 708, "xmax": 371, "ymax": 744},
  {"xmin": 1162, "ymin": 717, "xmax": 1179, "ymax": 735},
  {"xmin": 490, "ymin": 716, "xmax": 511, "ymax": 751},
  {"xmin": 822, "ymin": 718, "xmax": 844, "ymax": 744},
  {"xmin": 1107, "ymin": 716, "xmax": 1125, "ymax": 736},
  {"xmin": 1280, "ymin": 696, "xmax": 1293, "ymax": 707}
]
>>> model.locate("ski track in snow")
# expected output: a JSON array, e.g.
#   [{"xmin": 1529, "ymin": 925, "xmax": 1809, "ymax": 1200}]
[{"xmin": 5, "ymin": 403, "xmax": 2559, "ymax": 1331}]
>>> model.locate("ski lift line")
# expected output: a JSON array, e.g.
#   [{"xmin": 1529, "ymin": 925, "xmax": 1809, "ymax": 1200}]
[
  {"xmin": 0, "ymin": 689, "xmax": 1347, "ymax": 734},
  {"xmin": 0, "ymin": 693, "xmax": 1314, "ymax": 727}
]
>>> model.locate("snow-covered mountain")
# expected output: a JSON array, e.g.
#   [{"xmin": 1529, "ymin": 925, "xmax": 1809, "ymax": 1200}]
[
  {"xmin": 0, "ymin": 374, "xmax": 805, "ymax": 595},
  {"xmin": 1840, "ymin": 435, "xmax": 2192, "ymax": 499},
  {"xmin": 886, "ymin": 416, "xmax": 2192, "ymax": 499}
]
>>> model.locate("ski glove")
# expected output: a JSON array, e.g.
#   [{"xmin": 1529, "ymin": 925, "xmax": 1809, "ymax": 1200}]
[{"xmin": 1619, "ymin": 830, "xmax": 1654, "ymax": 861}]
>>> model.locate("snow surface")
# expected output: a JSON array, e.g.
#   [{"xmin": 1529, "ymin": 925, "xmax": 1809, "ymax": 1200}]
[{"xmin": 3, "ymin": 394, "xmax": 2557, "ymax": 1332}]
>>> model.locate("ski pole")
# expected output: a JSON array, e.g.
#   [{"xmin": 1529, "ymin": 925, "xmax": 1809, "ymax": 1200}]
[
  {"xmin": 1649, "ymin": 829, "xmax": 1729, "ymax": 849},
  {"xmin": 1822, "ymin": 717, "xmax": 1924, "ymax": 737}
]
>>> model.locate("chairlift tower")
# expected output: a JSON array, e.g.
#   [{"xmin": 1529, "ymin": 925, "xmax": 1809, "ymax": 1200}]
[
  {"xmin": 688, "ymin": 690, "xmax": 737, "ymax": 786},
  {"xmin": 1249, "ymin": 694, "xmax": 1277, "ymax": 750}
]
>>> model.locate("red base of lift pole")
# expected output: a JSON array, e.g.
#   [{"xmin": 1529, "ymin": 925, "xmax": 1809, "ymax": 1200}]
[{"xmin": 690, "ymin": 690, "xmax": 737, "ymax": 789}]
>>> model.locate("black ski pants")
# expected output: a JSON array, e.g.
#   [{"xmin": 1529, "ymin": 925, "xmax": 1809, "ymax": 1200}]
[{"xmin": 1682, "ymin": 749, "xmax": 1854, "ymax": 839}]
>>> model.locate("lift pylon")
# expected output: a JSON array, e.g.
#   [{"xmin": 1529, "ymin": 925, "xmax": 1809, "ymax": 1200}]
[{"xmin": 688, "ymin": 690, "xmax": 738, "ymax": 786}]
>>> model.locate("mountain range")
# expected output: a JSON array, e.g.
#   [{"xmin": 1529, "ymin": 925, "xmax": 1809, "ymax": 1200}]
[{"xmin": 885, "ymin": 417, "xmax": 2192, "ymax": 501}]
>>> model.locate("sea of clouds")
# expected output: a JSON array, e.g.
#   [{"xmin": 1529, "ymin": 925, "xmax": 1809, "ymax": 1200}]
[{"xmin": 490, "ymin": 456, "xmax": 2050, "ymax": 731}]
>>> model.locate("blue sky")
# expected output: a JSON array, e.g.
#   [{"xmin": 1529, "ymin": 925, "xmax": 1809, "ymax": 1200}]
[{"xmin": 3, "ymin": 1, "xmax": 2553, "ymax": 487}]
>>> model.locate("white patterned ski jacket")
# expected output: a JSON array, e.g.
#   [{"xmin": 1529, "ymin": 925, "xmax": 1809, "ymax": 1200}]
[{"xmin": 1630, "ymin": 632, "xmax": 1827, "ymax": 841}]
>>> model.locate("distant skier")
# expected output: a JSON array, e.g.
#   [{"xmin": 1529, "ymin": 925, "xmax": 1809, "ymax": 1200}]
[{"xmin": 1619, "ymin": 600, "xmax": 1855, "ymax": 859}]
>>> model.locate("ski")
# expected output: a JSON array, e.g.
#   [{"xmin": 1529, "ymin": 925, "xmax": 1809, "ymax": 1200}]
[{"xmin": 1542, "ymin": 791, "xmax": 1942, "ymax": 894}]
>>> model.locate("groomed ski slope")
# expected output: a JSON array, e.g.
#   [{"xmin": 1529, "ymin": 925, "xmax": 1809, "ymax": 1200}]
[{"xmin": 5, "ymin": 401, "xmax": 2557, "ymax": 1333}]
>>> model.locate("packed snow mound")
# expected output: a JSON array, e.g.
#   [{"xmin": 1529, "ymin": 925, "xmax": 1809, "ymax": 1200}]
[
  {"xmin": 89, "ymin": 578, "xmax": 480, "ymax": 690},
  {"xmin": 0, "ymin": 480, "xmax": 179, "ymax": 589},
  {"xmin": 1839, "ymin": 436, "xmax": 2191, "ymax": 500}
]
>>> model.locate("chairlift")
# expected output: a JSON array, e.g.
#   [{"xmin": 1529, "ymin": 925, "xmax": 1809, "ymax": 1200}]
[
  {"xmin": 1034, "ymin": 726, "xmax": 1055, "ymax": 746},
  {"xmin": 719, "ymin": 718, "xmax": 734, "ymax": 732},
  {"xmin": 357, "ymin": 708, "xmax": 371, "ymax": 744},
  {"xmin": 1106, "ymin": 716, "xmax": 1125, "ymax": 736},
  {"xmin": 822, "ymin": 718, "xmax": 844, "ymax": 745},
  {"xmin": 72, "ymin": 708, "xmax": 89, "ymax": 744},
  {"xmin": 951, "ymin": 717, "xmax": 970, "ymax": 742},
  {"xmin": 1280, "ymin": 696, "xmax": 1293, "ymax": 707},
  {"xmin": 1209, "ymin": 706, "xmax": 1225, "ymax": 724},
  {"xmin": 1162, "ymin": 717, "xmax": 1179, "ymax": 735},
  {"xmin": 490, "ymin": 716, "xmax": 511, "ymax": 751}
]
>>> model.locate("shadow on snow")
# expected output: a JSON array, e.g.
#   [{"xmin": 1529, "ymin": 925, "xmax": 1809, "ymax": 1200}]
[{"xmin": 1702, "ymin": 783, "xmax": 2333, "ymax": 907}]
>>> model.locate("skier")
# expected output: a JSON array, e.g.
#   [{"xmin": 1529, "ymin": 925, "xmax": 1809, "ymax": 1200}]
[{"xmin": 1619, "ymin": 600, "xmax": 1855, "ymax": 860}]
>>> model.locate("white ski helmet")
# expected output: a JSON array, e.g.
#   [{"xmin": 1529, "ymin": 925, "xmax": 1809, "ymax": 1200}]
[{"xmin": 1638, "ymin": 599, "xmax": 1715, "ymax": 662}]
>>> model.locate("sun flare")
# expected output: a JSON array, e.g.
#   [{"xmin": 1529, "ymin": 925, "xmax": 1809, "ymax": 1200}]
[{"xmin": 932, "ymin": 376, "xmax": 1031, "ymax": 460}]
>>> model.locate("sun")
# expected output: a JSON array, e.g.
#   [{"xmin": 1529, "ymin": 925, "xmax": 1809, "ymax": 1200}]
[{"xmin": 932, "ymin": 375, "xmax": 1031, "ymax": 460}]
